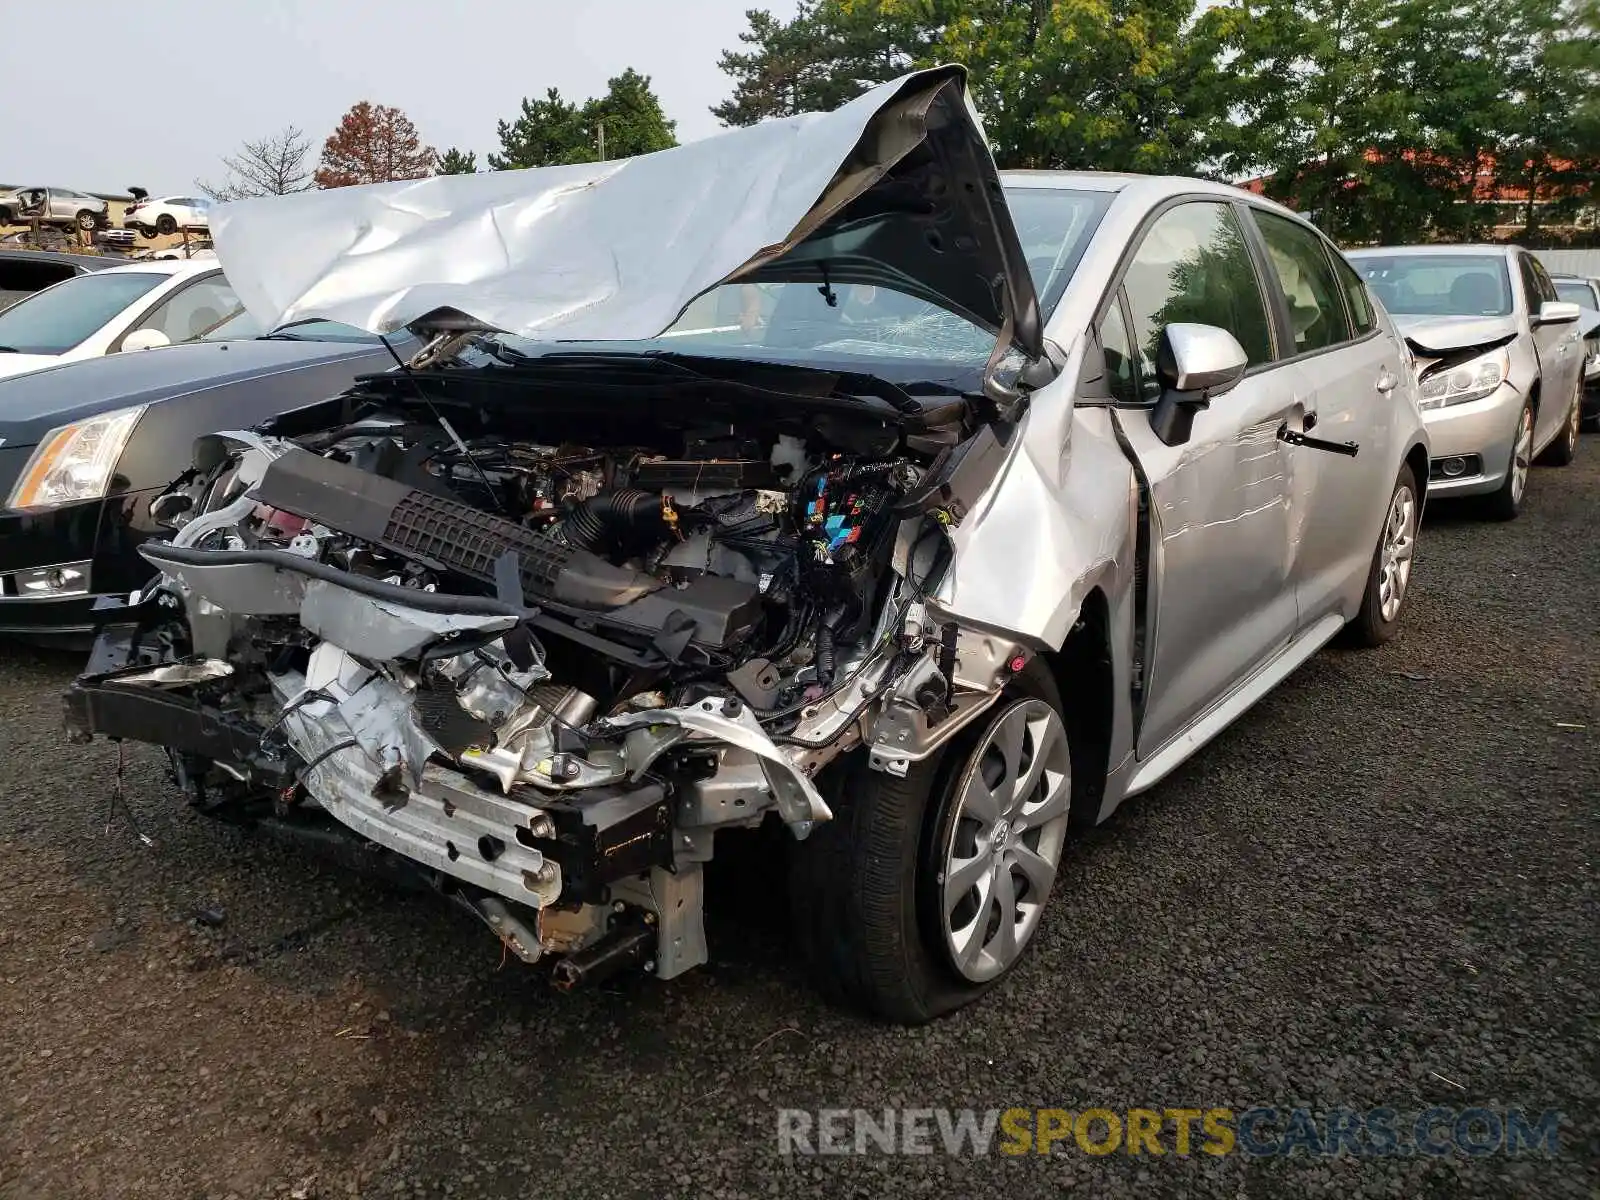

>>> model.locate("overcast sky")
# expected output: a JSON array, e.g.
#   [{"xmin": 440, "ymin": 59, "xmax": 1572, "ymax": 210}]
[{"xmin": 1, "ymin": 0, "xmax": 799, "ymax": 193}]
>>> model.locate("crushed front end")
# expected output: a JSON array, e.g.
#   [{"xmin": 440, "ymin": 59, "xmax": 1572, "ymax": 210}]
[{"xmin": 65, "ymin": 368, "xmax": 1033, "ymax": 987}]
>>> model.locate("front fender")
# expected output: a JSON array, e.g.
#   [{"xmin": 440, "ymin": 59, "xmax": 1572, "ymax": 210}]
[{"xmin": 933, "ymin": 392, "xmax": 1136, "ymax": 652}]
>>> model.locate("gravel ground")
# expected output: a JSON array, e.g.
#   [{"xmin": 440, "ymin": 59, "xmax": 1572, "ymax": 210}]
[{"xmin": 1, "ymin": 448, "xmax": 1595, "ymax": 1200}]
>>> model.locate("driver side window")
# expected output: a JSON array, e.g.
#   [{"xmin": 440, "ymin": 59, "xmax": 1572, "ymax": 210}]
[
  {"xmin": 126, "ymin": 276, "xmax": 241, "ymax": 345},
  {"xmin": 1122, "ymin": 202, "xmax": 1274, "ymax": 401}
]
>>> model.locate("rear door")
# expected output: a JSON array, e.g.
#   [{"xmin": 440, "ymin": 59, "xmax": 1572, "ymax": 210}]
[
  {"xmin": 1102, "ymin": 199, "xmax": 1302, "ymax": 756},
  {"xmin": 1247, "ymin": 208, "xmax": 1398, "ymax": 627}
]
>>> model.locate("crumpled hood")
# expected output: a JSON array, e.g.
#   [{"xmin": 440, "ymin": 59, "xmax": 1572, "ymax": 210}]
[
  {"xmin": 209, "ymin": 66, "xmax": 1041, "ymax": 361},
  {"xmin": 1391, "ymin": 312, "xmax": 1520, "ymax": 356}
]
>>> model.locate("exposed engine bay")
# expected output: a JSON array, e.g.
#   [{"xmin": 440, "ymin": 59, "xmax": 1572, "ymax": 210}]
[{"xmin": 67, "ymin": 359, "xmax": 1033, "ymax": 986}]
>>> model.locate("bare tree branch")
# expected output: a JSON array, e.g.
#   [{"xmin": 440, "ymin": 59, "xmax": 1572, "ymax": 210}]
[{"xmin": 196, "ymin": 127, "xmax": 315, "ymax": 200}]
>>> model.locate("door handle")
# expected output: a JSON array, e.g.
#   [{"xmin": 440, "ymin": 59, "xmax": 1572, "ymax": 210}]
[
  {"xmin": 1375, "ymin": 370, "xmax": 1399, "ymax": 393},
  {"xmin": 1278, "ymin": 421, "xmax": 1360, "ymax": 457}
]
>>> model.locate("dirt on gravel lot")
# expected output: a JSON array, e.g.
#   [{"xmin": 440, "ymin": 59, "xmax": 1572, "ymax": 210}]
[{"xmin": 0, "ymin": 447, "xmax": 1596, "ymax": 1200}]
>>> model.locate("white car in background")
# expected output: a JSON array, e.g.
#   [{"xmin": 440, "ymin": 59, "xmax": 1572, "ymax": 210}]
[
  {"xmin": 0, "ymin": 259, "xmax": 242, "ymax": 380},
  {"xmin": 123, "ymin": 195, "xmax": 211, "ymax": 238}
]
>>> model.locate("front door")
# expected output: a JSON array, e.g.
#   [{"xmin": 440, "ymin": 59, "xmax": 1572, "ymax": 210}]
[
  {"xmin": 1522, "ymin": 253, "xmax": 1582, "ymax": 446},
  {"xmin": 1102, "ymin": 199, "xmax": 1302, "ymax": 757}
]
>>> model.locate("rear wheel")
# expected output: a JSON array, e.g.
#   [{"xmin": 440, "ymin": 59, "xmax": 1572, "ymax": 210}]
[
  {"xmin": 1540, "ymin": 379, "xmax": 1581, "ymax": 466},
  {"xmin": 155, "ymin": 213, "xmax": 177, "ymax": 236},
  {"xmin": 1483, "ymin": 401, "xmax": 1534, "ymax": 521},
  {"xmin": 790, "ymin": 659, "xmax": 1074, "ymax": 1022},
  {"xmin": 1347, "ymin": 463, "xmax": 1418, "ymax": 647}
]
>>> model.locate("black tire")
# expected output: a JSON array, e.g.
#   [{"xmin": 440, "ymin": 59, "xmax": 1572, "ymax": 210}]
[
  {"xmin": 75, "ymin": 210, "xmax": 96, "ymax": 232},
  {"xmin": 155, "ymin": 213, "xmax": 177, "ymax": 236},
  {"xmin": 1539, "ymin": 379, "xmax": 1581, "ymax": 467},
  {"xmin": 789, "ymin": 658, "xmax": 1071, "ymax": 1023},
  {"xmin": 1346, "ymin": 462, "xmax": 1419, "ymax": 647},
  {"xmin": 139, "ymin": 224, "xmax": 158, "ymax": 240},
  {"xmin": 0, "ymin": 206, "xmax": 12, "ymax": 225},
  {"xmin": 1482, "ymin": 401, "xmax": 1534, "ymax": 521}
]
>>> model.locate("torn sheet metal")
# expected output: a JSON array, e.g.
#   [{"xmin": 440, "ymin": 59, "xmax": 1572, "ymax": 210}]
[
  {"xmin": 300, "ymin": 580, "xmax": 519, "ymax": 660},
  {"xmin": 604, "ymin": 699, "xmax": 833, "ymax": 834}
]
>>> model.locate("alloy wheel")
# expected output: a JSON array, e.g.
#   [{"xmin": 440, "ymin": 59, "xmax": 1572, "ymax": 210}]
[
  {"xmin": 939, "ymin": 698, "xmax": 1071, "ymax": 983},
  {"xmin": 1378, "ymin": 484, "xmax": 1417, "ymax": 622},
  {"xmin": 1511, "ymin": 408, "xmax": 1533, "ymax": 504}
]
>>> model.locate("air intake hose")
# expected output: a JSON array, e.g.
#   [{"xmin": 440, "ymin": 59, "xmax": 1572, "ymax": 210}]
[{"xmin": 558, "ymin": 489, "xmax": 666, "ymax": 555}]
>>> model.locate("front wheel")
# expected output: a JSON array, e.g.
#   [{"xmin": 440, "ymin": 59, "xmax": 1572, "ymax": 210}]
[
  {"xmin": 789, "ymin": 660, "xmax": 1074, "ymax": 1022},
  {"xmin": 1483, "ymin": 401, "xmax": 1534, "ymax": 521},
  {"xmin": 1540, "ymin": 379, "xmax": 1581, "ymax": 466},
  {"xmin": 1346, "ymin": 462, "xmax": 1419, "ymax": 647},
  {"xmin": 75, "ymin": 210, "xmax": 96, "ymax": 231}
]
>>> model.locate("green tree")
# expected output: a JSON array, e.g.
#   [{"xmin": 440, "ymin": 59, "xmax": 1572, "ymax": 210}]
[
  {"xmin": 489, "ymin": 71, "xmax": 676, "ymax": 169},
  {"xmin": 586, "ymin": 68, "xmax": 678, "ymax": 160},
  {"xmin": 1204, "ymin": 0, "xmax": 1599, "ymax": 242},
  {"xmin": 436, "ymin": 147, "xmax": 478, "ymax": 175},
  {"xmin": 1492, "ymin": 0, "xmax": 1600, "ymax": 237},
  {"xmin": 1200, "ymin": 0, "xmax": 1409, "ymax": 240},
  {"xmin": 488, "ymin": 88, "xmax": 588, "ymax": 169},
  {"xmin": 712, "ymin": 2, "xmax": 931, "ymax": 126},
  {"xmin": 711, "ymin": 0, "xmax": 1600, "ymax": 243},
  {"xmin": 713, "ymin": 0, "xmax": 1228, "ymax": 173}
]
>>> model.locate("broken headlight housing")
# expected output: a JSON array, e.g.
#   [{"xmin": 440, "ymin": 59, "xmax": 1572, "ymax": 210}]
[{"xmin": 1417, "ymin": 348, "xmax": 1509, "ymax": 410}]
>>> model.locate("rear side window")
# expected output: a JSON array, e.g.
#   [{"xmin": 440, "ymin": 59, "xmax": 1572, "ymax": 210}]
[
  {"xmin": 1528, "ymin": 256, "xmax": 1559, "ymax": 305},
  {"xmin": 125, "ymin": 275, "xmax": 242, "ymax": 345},
  {"xmin": 1517, "ymin": 255, "xmax": 1547, "ymax": 308},
  {"xmin": 1333, "ymin": 255, "xmax": 1376, "ymax": 333},
  {"xmin": 1122, "ymin": 201, "xmax": 1273, "ymax": 400},
  {"xmin": 1253, "ymin": 211, "xmax": 1353, "ymax": 354}
]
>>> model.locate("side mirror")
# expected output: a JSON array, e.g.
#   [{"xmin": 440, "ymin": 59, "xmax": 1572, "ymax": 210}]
[
  {"xmin": 121, "ymin": 328, "xmax": 171, "ymax": 352},
  {"xmin": 1534, "ymin": 300, "xmax": 1581, "ymax": 326},
  {"xmin": 1149, "ymin": 323, "xmax": 1248, "ymax": 447}
]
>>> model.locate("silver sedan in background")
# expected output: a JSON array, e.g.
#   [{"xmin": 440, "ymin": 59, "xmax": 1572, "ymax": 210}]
[{"xmin": 1348, "ymin": 244, "xmax": 1584, "ymax": 518}]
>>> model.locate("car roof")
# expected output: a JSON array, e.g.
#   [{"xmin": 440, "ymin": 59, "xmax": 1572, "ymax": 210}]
[
  {"xmin": 1348, "ymin": 244, "xmax": 1516, "ymax": 258},
  {"xmin": 1000, "ymin": 169, "xmax": 1305, "ymax": 218},
  {"xmin": 0, "ymin": 248, "xmax": 122, "ymax": 271}
]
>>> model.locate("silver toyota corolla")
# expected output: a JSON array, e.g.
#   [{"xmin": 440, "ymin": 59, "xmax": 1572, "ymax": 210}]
[
  {"xmin": 66, "ymin": 67, "xmax": 1430, "ymax": 1023},
  {"xmin": 1347, "ymin": 244, "xmax": 1585, "ymax": 518}
]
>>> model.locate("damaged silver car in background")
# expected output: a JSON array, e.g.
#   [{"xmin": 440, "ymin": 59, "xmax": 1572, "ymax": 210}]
[{"xmin": 65, "ymin": 66, "xmax": 1431, "ymax": 1022}]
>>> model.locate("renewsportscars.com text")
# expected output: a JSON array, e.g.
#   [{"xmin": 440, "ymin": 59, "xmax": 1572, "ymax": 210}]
[{"xmin": 776, "ymin": 1106, "xmax": 1563, "ymax": 1159}]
